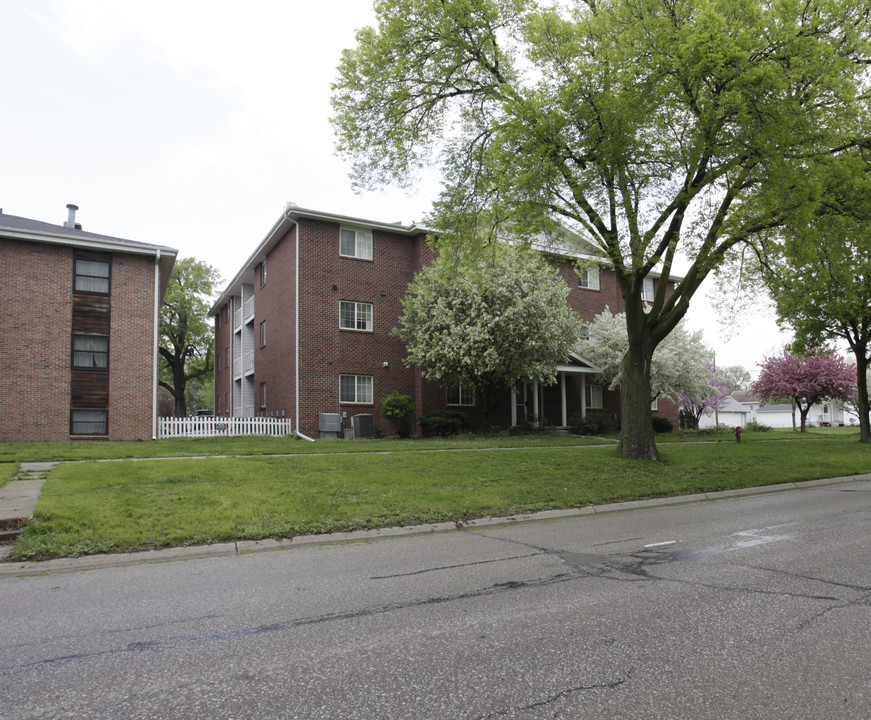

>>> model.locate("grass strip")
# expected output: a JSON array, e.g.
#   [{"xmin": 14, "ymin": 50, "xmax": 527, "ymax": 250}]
[
  {"xmin": 0, "ymin": 426, "xmax": 861, "ymax": 463},
  {"xmin": 12, "ymin": 436, "xmax": 871, "ymax": 560}
]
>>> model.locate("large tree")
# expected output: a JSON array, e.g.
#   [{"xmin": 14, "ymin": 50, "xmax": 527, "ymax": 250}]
[
  {"xmin": 332, "ymin": 0, "xmax": 870, "ymax": 459},
  {"xmin": 159, "ymin": 258, "xmax": 221, "ymax": 418},
  {"xmin": 752, "ymin": 350, "xmax": 856, "ymax": 432},
  {"xmin": 394, "ymin": 244, "xmax": 580, "ymax": 426},
  {"xmin": 750, "ymin": 150, "xmax": 871, "ymax": 442}
]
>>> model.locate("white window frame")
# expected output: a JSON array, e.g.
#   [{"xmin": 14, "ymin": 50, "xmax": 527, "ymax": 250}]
[
  {"xmin": 339, "ymin": 227, "xmax": 373, "ymax": 260},
  {"xmin": 260, "ymin": 321, "xmax": 267, "ymax": 347},
  {"xmin": 651, "ymin": 397, "xmax": 659, "ymax": 411},
  {"xmin": 340, "ymin": 374, "xmax": 374, "ymax": 404},
  {"xmin": 339, "ymin": 301, "xmax": 373, "ymax": 332},
  {"xmin": 446, "ymin": 382, "xmax": 475, "ymax": 407},
  {"xmin": 642, "ymin": 277, "xmax": 655, "ymax": 302},
  {"xmin": 260, "ymin": 381, "xmax": 267, "ymax": 408},
  {"xmin": 578, "ymin": 266, "xmax": 600, "ymax": 290},
  {"xmin": 585, "ymin": 384, "xmax": 603, "ymax": 410}
]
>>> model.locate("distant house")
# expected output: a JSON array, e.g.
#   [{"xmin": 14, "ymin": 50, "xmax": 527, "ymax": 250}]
[
  {"xmin": 729, "ymin": 390, "xmax": 845, "ymax": 428},
  {"xmin": 0, "ymin": 205, "xmax": 177, "ymax": 441},
  {"xmin": 755, "ymin": 402, "xmax": 845, "ymax": 428},
  {"xmin": 698, "ymin": 396, "xmax": 750, "ymax": 429},
  {"xmin": 210, "ymin": 204, "xmax": 680, "ymax": 438}
]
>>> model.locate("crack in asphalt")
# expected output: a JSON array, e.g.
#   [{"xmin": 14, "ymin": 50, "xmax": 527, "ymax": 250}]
[
  {"xmin": 0, "ymin": 572, "xmax": 577, "ymax": 672},
  {"xmin": 472, "ymin": 671, "xmax": 634, "ymax": 720},
  {"xmin": 369, "ymin": 551, "xmax": 543, "ymax": 579}
]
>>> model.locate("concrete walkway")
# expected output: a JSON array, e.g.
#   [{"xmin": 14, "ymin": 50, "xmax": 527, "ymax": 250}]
[{"xmin": 0, "ymin": 462, "xmax": 55, "ymax": 560}]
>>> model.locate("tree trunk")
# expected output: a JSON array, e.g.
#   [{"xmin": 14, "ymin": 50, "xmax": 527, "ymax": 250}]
[
  {"xmin": 855, "ymin": 353, "xmax": 870, "ymax": 443},
  {"xmin": 618, "ymin": 325, "xmax": 659, "ymax": 461},
  {"xmin": 172, "ymin": 359, "xmax": 187, "ymax": 418}
]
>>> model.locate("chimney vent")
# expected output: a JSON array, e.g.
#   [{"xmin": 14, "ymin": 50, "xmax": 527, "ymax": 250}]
[{"xmin": 64, "ymin": 204, "xmax": 79, "ymax": 229}]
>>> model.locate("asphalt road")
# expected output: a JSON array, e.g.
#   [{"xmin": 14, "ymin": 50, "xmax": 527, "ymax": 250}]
[{"xmin": 2, "ymin": 479, "xmax": 870, "ymax": 719}]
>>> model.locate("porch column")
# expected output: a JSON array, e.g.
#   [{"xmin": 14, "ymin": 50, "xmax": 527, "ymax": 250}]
[
  {"xmin": 560, "ymin": 372, "xmax": 567, "ymax": 427},
  {"xmin": 510, "ymin": 385, "xmax": 517, "ymax": 427},
  {"xmin": 581, "ymin": 374, "xmax": 587, "ymax": 420}
]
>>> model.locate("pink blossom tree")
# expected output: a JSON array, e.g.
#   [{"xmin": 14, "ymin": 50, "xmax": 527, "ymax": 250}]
[{"xmin": 752, "ymin": 351, "xmax": 856, "ymax": 432}]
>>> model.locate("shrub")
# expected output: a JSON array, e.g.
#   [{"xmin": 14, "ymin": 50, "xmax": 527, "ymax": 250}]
[
  {"xmin": 745, "ymin": 420, "xmax": 772, "ymax": 432},
  {"xmin": 381, "ymin": 391, "xmax": 415, "ymax": 438},
  {"xmin": 651, "ymin": 416, "xmax": 674, "ymax": 433},
  {"xmin": 570, "ymin": 411, "xmax": 620, "ymax": 436},
  {"xmin": 418, "ymin": 410, "xmax": 470, "ymax": 437}
]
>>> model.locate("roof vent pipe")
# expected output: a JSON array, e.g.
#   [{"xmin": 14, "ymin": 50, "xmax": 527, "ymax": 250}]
[{"xmin": 65, "ymin": 203, "xmax": 79, "ymax": 229}]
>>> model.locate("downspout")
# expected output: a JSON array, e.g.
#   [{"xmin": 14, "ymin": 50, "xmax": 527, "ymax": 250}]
[
  {"xmin": 294, "ymin": 220, "xmax": 314, "ymax": 441},
  {"xmin": 152, "ymin": 249, "xmax": 161, "ymax": 440}
]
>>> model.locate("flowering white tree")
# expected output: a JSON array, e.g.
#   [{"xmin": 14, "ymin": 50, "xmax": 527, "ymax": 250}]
[
  {"xmin": 394, "ymin": 244, "xmax": 580, "ymax": 427},
  {"xmin": 576, "ymin": 308, "xmax": 711, "ymax": 405},
  {"xmin": 678, "ymin": 362, "xmax": 733, "ymax": 430}
]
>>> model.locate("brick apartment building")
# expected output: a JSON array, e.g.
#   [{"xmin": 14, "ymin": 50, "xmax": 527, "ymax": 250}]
[
  {"xmin": 0, "ymin": 205, "xmax": 177, "ymax": 441},
  {"xmin": 211, "ymin": 205, "xmax": 677, "ymax": 438}
]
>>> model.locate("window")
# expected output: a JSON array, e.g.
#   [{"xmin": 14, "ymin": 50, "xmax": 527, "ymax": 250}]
[
  {"xmin": 642, "ymin": 277, "xmax": 655, "ymax": 302},
  {"xmin": 74, "ymin": 256, "xmax": 110, "ymax": 294},
  {"xmin": 216, "ymin": 353, "xmax": 221, "ymax": 372},
  {"xmin": 260, "ymin": 321, "xmax": 267, "ymax": 347},
  {"xmin": 578, "ymin": 266, "xmax": 600, "ymax": 290},
  {"xmin": 340, "ymin": 227, "xmax": 373, "ymax": 260},
  {"xmin": 340, "ymin": 301, "xmax": 373, "ymax": 331},
  {"xmin": 260, "ymin": 259, "xmax": 267, "ymax": 287},
  {"xmin": 72, "ymin": 335, "xmax": 108, "ymax": 369},
  {"xmin": 215, "ymin": 313, "xmax": 221, "ymax": 331},
  {"xmin": 446, "ymin": 383, "xmax": 475, "ymax": 406},
  {"xmin": 225, "ymin": 393, "xmax": 229, "ymax": 414},
  {"xmin": 651, "ymin": 397, "xmax": 659, "ymax": 411},
  {"xmin": 225, "ymin": 347, "xmax": 229, "ymax": 369},
  {"xmin": 579, "ymin": 326, "xmax": 590, "ymax": 341},
  {"xmin": 585, "ymin": 384, "xmax": 603, "ymax": 410},
  {"xmin": 260, "ymin": 382, "xmax": 267, "ymax": 408},
  {"xmin": 216, "ymin": 394, "xmax": 221, "ymax": 413},
  {"xmin": 340, "ymin": 374, "xmax": 373, "ymax": 404},
  {"xmin": 70, "ymin": 409, "xmax": 107, "ymax": 435}
]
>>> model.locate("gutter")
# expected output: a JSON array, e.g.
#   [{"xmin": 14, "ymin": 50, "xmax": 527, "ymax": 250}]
[{"xmin": 152, "ymin": 249, "xmax": 161, "ymax": 440}]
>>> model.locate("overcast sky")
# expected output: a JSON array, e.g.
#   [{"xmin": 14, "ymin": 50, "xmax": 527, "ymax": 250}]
[{"xmin": 1, "ymin": 0, "xmax": 791, "ymax": 373}]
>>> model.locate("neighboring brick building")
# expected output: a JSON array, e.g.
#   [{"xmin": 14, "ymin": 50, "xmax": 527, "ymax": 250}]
[
  {"xmin": 0, "ymin": 205, "xmax": 177, "ymax": 441},
  {"xmin": 211, "ymin": 205, "xmax": 678, "ymax": 438}
]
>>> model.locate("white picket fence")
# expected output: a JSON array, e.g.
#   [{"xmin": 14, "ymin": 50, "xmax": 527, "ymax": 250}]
[{"xmin": 158, "ymin": 416, "xmax": 293, "ymax": 439}]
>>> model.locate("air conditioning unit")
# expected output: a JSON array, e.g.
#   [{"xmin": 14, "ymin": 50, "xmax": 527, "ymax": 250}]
[
  {"xmin": 318, "ymin": 413, "xmax": 342, "ymax": 439},
  {"xmin": 351, "ymin": 413, "xmax": 376, "ymax": 439}
]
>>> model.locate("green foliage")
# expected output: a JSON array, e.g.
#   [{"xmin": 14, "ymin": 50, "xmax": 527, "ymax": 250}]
[
  {"xmin": 381, "ymin": 391, "xmax": 416, "ymax": 438},
  {"xmin": 745, "ymin": 420, "xmax": 772, "ymax": 433},
  {"xmin": 333, "ymin": 0, "xmax": 871, "ymax": 459},
  {"xmin": 651, "ymin": 416, "xmax": 675, "ymax": 434},
  {"xmin": 394, "ymin": 244, "xmax": 580, "ymax": 424},
  {"xmin": 570, "ymin": 411, "xmax": 620, "ymax": 436},
  {"xmin": 159, "ymin": 257, "xmax": 221, "ymax": 417},
  {"xmin": 418, "ymin": 410, "xmax": 471, "ymax": 437}
]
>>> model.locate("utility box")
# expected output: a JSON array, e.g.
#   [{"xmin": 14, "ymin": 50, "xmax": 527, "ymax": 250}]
[
  {"xmin": 352, "ymin": 413, "xmax": 376, "ymax": 439},
  {"xmin": 318, "ymin": 413, "xmax": 342, "ymax": 439}
]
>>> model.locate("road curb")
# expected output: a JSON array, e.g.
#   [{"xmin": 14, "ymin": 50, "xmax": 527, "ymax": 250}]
[{"xmin": 1, "ymin": 474, "xmax": 868, "ymax": 577}]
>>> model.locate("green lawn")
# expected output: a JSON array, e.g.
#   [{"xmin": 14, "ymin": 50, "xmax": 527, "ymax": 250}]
[
  {"xmin": 10, "ymin": 432, "xmax": 871, "ymax": 561},
  {"xmin": 0, "ymin": 463, "xmax": 17, "ymax": 488}
]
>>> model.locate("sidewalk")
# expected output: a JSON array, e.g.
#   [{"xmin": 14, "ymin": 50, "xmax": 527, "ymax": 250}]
[{"xmin": 0, "ymin": 462, "xmax": 55, "ymax": 560}]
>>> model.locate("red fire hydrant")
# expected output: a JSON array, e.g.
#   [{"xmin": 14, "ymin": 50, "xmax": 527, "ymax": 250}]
[{"xmin": 735, "ymin": 426, "xmax": 742, "ymax": 443}]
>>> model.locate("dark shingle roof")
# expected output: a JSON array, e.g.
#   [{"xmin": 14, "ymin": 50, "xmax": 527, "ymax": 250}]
[{"xmin": 0, "ymin": 212, "xmax": 171, "ymax": 252}]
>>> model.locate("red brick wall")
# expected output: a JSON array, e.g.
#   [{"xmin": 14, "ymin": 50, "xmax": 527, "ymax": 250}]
[
  {"xmin": 0, "ymin": 240, "xmax": 158, "ymax": 441},
  {"xmin": 255, "ymin": 227, "xmax": 297, "ymax": 421},
  {"xmin": 108, "ymin": 252, "xmax": 158, "ymax": 440},
  {"xmin": 0, "ymin": 240, "xmax": 73, "ymax": 441}
]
